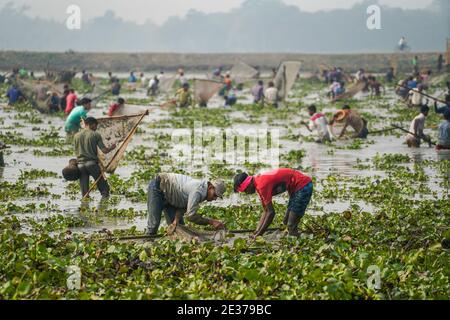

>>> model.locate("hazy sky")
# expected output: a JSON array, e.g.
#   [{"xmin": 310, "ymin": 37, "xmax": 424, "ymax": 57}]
[{"xmin": 0, "ymin": 0, "xmax": 435, "ymax": 25}]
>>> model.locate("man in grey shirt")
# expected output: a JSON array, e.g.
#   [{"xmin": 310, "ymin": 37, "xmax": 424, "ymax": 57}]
[{"xmin": 146, "ymin": 173, "xmax": 226, "ymax": 235}]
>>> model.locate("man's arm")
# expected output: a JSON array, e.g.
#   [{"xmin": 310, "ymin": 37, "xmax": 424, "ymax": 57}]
[
  {"xmin": 254, "ymin": 202, "xmax": 276, "ymax": 237},
  {"xmin": 185, "ymin": 189, "xmax": 224, "ymax": 229},
  {"xmin": 97, "ymin": 134, "xmax": 116, "ymax": 154}
]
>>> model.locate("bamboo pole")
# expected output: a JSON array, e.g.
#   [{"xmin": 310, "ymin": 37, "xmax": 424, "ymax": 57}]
[
  {"xmin": 396, "ymin": 83, "xmax": 446, "ymax": 104},
  {"xmin": 391, "ymin": 123, "xmax": 436, "ymax": 146}
]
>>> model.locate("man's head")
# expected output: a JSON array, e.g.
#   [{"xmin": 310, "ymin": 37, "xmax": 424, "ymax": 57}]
[
  {"xmin": 206, "ymin": 180, "xmax": 226, "ymax": 201},
  {"xmin": 70, "ymin": 89, "xmax": 75, "ymax": 93},
  {"xmin": 182, "ymin": 83, "xmax": 189, "ymax": 91},
  {"xmin": 445, "ymin": 94, "xmax": 450, "ymax": 104},
  {"xmin": 118, "ymin": 97, "xmax": 125, "ymax": 105},
  {"xmin": 80, "ymin": 97, "xmax": 92, "ymax": 110},
  {"xmin": 233, "ymin": 172, "xmax": 255, "ymax": 194},
  {"xmin": 308, "ymin": 104, "xmax": 317, "ymax": 116},
  {"xmin": 342, "ymin": 104, "xmax": 350, "ymax": 110},
  {"xmin": 258, "ymin": 80, "xmax": 263, "ymax": 86},
  {"xmin": 420, "ymin": 104, "xmax": 430, "ymax": 116},
  {"xmin": 268, "ymin": 81, "xmax": 274, "ymax": 88},
  {"xmin": 84, "ymin": 117, "xmax": 98, "ymax": 130}
]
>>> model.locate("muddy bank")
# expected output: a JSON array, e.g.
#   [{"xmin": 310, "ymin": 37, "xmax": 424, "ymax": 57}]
[{"xmin": 0, "ymin": 51, "xmax": 445, "ymax": 73}]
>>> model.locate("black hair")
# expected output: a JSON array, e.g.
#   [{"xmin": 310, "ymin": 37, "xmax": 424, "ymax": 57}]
[
  {"xmin": 84, "ymin": 117, "xmax": 98, "ymax": 126},
  {"xmin": 258, "ymin": 80, "xmax": 263, "ymax": 85},
  {"xmin": 308, "ymin": 104, "xmax": 317, "ymax": 113},
  {"xmin": 118, "ymin": 98, "xmax": 125, "ymax": 104},
  {"xmin": 342, "ymin": 105, "xmax": 350, "ymax": 110},
  {"xmin": 233, "ymin": 172, "xmax": 249, "ymax": 192},
  {"xmin": 420, "ymin": 105, "xmax": 430, "ymax": 114},
  {"xmin": 445, "ymin": 94, "xmax": 450, "ymax": 102}
]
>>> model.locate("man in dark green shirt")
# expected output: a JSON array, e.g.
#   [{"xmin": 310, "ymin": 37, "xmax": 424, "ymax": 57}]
[{"xmin": 74, "ymin": 117, "xmax": 116, "ymax": 199}]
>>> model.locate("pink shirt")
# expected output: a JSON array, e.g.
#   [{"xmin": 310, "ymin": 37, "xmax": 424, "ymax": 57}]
[{"xmin": 65, "ymin": 93, "xmax": 78, "ymax": 114}]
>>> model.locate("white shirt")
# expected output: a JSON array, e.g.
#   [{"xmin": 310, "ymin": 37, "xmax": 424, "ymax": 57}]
[
  {"xmin": 407, "ymin": 113, "xmax": 426, "ymax": 140},
  {"xmin": 148, "ymin": 78, "xmax": 157, "ymax": 89},
  {"xmin": 264, "ymin": 87, "xmax": 278, "ymax": 103},
  {"xmin": 308, "ymin": 113, "xmax": 331, "ymax": 141},
  {"xmin": 409, "ymin": 88, "xmax": 423, "ymax": 106}
]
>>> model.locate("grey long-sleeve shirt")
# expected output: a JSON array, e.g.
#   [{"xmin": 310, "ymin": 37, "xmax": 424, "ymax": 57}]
[{"xmin": 159, "ymin": 173, "xmax": 212, "ymax": 225}]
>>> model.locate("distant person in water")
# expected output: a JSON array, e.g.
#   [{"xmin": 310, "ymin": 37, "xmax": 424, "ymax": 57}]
[
  {"xmin": 386, "ymin": 67, "xmax": 395, "ymax": 83},
  {"xmin": 301, "ymin": 104, "xmax": 332, "ymax": 143},
  {"xmin": 251, "ymin": 80, "xmax": 264, "ymax": 104},
  {"xmin": 6, "ymin": 84, "xmax": 24, "ymax": 105},
  {"xmin": 405, "ymin": 105, "xmax": 430, "ymax": 148},
  {"xmin": 329, "ymin": 105, "xmax": 368, "ymax": 139},
  {"xmin": 108, "ymin": 97, "xmax": 126, "ymax": 117},
  {"xmin": 111, "ymin": 79, "xmax": 121, "ymax": 95}
]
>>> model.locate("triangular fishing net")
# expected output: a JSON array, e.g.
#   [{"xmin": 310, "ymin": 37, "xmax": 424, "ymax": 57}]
[
  {"xmin": 273, "ymin": 61, "xmax": 302, "ymax": 101},
  {"xmin": 158, "ymin": 76, "xmax": 177, "ymax": 93},
  {"xmin": 332, "ymin": 80, "xmax": 366, "ymax": 102},
  {"xmin": 95, "ymin": 112, "xmax": 147, "ymax": 173},
  {"xmin": 193, "ymin": 79, "xmax": 223, "ymax": 104},
  {"xmin": 230, "ymin": 61, "xmax": 258, "ymax": 84}
]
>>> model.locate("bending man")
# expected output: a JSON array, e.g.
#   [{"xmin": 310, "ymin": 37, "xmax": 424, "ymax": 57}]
[
  {"xmin": 146, "ymin": 173, "xmax": 226, "ymax": 235},
  {"xmin": 233, "ymin": 168, "xmax": 313, "ymax": 237}
]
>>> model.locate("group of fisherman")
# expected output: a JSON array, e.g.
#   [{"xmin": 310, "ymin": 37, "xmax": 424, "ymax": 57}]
[{"xmin": 2, "ymin": 61, "xmax": 449, "ymax": 241}]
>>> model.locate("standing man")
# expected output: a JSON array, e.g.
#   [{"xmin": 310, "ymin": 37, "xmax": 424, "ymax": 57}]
[
  {"xmin": 47, "ymin": 91, "xmax": 61, "ymax": 113},
  {"xmin": 405, "ymin": 105, "xmax": 430, "ymax": 148},
  {"xmin": 233, "ymin": 168, "xmax": 313, "ymax": 237},
  {"xmin": 64, "ymin": 97, "xmax": 92, "ymax": 135},
  {"xmin": 146, "ymin": 173, "xmax": 226, "ymax": 235},
  {"xmin": 386, "ymin": 67, "xmax": 395, "ymax": 83},
  {"xmin": 111, "ymin": 79, "xmax": 121, "ymax": 96},
  {"xmin": 301, "ymin": 105, "xmax": 332, "ymax": 143},
  {"xmin": 251, "ymin": 80, "xmax": 264, "ymax": 104},
  {"xmin": 329, "ymin": 105, "xmax": 369, "ymax": 139},
  {"xmin": 64, "ymin": 89, "xmax": 78, "ymax": 114},
  {"xmin": 74, "ymin": 117, "xmax": 116, "ymax": 199}
]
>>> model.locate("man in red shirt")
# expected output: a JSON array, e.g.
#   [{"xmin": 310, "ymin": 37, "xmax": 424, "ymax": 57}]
[
  {"xmin": 108, "ymin": 98, "xmax": 125, "ymax": 117},
  {"xmin": 234, "ymin": 168, "xmax": 313, "ymax": 237},
  {"xmin": 64, "ymin": 89, "xmax": 78, "ymax": 114}
]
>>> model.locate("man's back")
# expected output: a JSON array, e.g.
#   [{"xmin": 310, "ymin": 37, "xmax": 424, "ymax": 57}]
[
  {"xmin": 74, "ymin": 129, "xmax": 105, "ymax": 163},
  {"xmin": 159, "ymin": 173, "xmax": 207, "ymax": 209}
]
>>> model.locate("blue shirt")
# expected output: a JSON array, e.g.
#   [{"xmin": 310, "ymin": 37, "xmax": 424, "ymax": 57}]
[
  {"xmin": 128, "ymin": 75, "xmax": 137, "ymax": 83},
  {"xmin": 64, "ymin": 106, "xmax": 88, "ymax": 133},
  {"xmin": 407, "ymin": 80, "xmax": 417, "ymax": 89},
  {"xmin": 6, "ymin": 87, "xmax": 22, "ymax": 104}
]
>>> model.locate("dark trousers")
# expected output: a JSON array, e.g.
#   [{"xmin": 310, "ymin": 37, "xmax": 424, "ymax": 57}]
[
  {"xmin": 147, "ymin": 176, "xmax": 184, "ymax": 235},
  {"xmin": 77, "ymin": 161, "xmax": 110, "ymax": 198}
]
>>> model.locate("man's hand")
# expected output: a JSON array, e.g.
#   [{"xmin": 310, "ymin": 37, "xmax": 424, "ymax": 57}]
[{"xmin": 210, "ymin": 220, "xmax": 225, "ymax": 230}]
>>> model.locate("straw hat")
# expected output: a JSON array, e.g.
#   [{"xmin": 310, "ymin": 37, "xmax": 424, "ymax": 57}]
[{"xmin": 334, "ymin": 110, "xmax": 347, "ymax": 121}]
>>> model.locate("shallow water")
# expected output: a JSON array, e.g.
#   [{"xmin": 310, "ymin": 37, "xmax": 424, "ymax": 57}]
[{"xmin": 1, "ymin": 75, "xmax": 448, "ymax": 236}]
